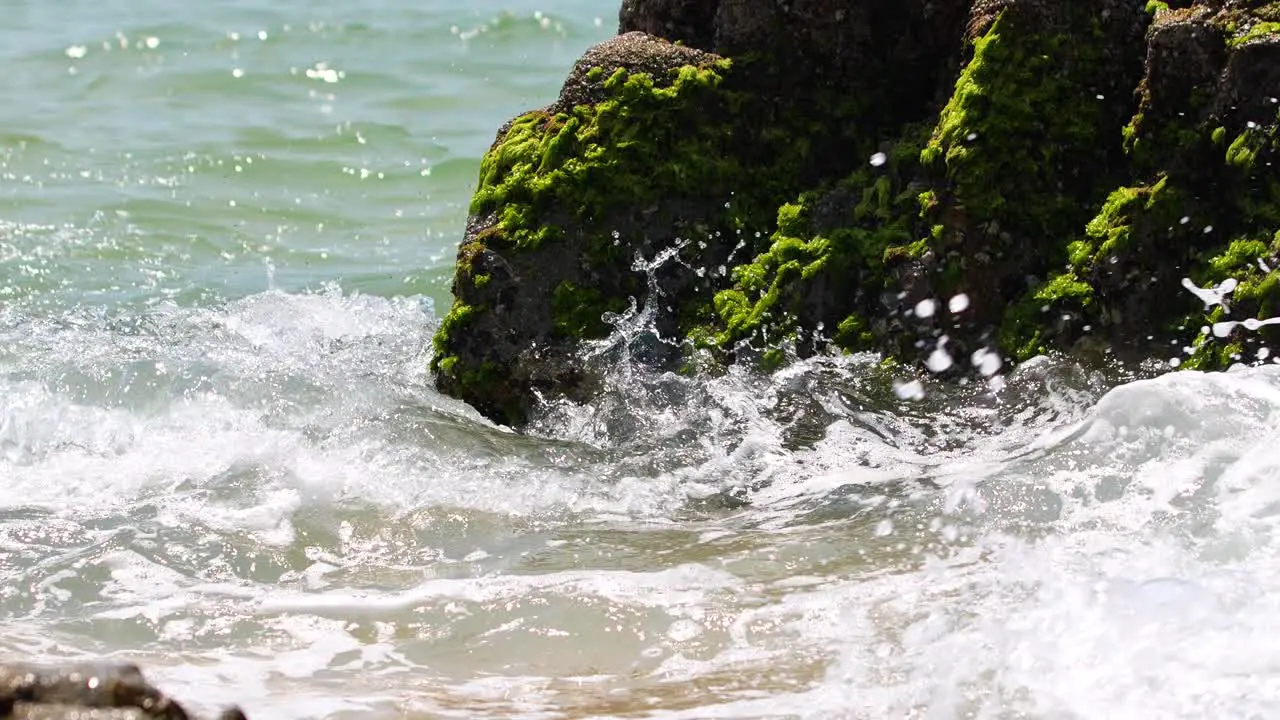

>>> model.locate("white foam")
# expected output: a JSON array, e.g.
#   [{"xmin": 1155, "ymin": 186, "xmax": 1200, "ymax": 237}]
[{"xmin": 4, "ymin": 288, "xmax": 1280, "ymax": 719}]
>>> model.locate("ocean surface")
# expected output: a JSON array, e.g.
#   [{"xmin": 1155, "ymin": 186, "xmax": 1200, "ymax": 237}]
[{"xmin": 2, "ymin": 2, "xmax": 1280, "ymax": 718}]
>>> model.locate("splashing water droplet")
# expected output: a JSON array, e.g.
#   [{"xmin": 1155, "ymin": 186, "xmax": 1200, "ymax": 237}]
[
  {"xmin": 869, "ymin": 152, "xmax": 887, "ymax": 167},
  {"xmin": 970, "ymin": 347, "xmax": 1002, "ymax": 377},
  {"xmin": 893, "ymin": 379, "xmax": 925, "ymax": 401},
  {"xmin": 949, "ymin": 293, "xmax": 970, "ymax": 314},
  {"xmin": 1182, "ymin": 277, "xmax": 1236, "ymax": 309},
  {"xmin": 915, "ymin": 299, "xmax": 937, "ymax": 319},
  {"xmin": 926, "ymin": 338, "xmax": 954, "ymax": 373}
]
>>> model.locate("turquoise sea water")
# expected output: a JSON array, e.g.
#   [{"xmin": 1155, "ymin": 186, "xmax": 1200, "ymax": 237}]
[
  {"xmin": 0, "ymin": 0, "xmax": 608, "ymax": 310},
  {"xmin": 4, "ymin": 2, "xmax": 1280, "ymax": 719}
]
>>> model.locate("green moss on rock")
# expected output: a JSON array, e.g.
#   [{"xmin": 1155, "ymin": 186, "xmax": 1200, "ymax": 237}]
[
  {"xmin": 1073, "ymin": 177, "xmax": 1188, "ymax": 267},
  {"xmin": 430, "ymin": 302, "xmax": 478, "ymax": 381},
  {"xmin": 932, "ymin": 9, "xmax": 1131, "ymax": 228},
  {"xmin": 1228, "ymin": 21, "xmax": 1280, "ymax": 47},
  {"xmin": 434, "ymin": 5, "xmax": 1280, "ymax": 427},
  {"xmin": 552, "ymin": 281, "xmax": 629, "ymax": 338},
  {"xmin": 431, "ymin": 32, "xmax": 872, "ymax": 426},
  {"xmin": 928, "ymin": 15, "xmax": 1105, "ymax": 239},
  {"xmin": 700, "ymin": 126, "xmax": 931, "ymax": 358},
  {"xmin": 468, "ymin": 59, "xmax": 804, "ymax": 258},
  {"xmin": 998, "ymin": 272, "xmax": 1096, "ymax": 361}
]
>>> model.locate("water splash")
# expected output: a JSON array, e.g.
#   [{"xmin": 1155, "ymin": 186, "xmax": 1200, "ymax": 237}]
[
  {"xmin": 1182, "ymin": 276, "xmax": 1237, "ymax": 311},
  {"xmin": 1, "ymin": 284, "xmax": 1279, "ymax": 719}
]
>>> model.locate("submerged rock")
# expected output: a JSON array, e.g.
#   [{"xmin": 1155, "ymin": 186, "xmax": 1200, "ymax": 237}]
[
  {"xmin": 0, "ymin": 661, "xmax": 244, "ymax": 720},
  {"xmin": 433, "ymin": 0, "xmax": 1280, "ymax": 426}
]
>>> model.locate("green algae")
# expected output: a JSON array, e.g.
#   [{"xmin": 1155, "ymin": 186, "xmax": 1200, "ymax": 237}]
[
  {"xmin": 998, "ymin": 271, "xmax": 1095, "ymax": 361},
  {"xmin": 436, "ymin": 2, "xmax": 1280, "ymax": 427},
  {"xmin": 468, "ymin": 60, "xmax": 757, "ymax": 253},
  {"xmin": 1199, "ymin": 234, "xmax": 1280, "ymax": 321},
  {"xmin": 924, "ymin": 13, "xmax": 1114, "ymax": 255},
  {"xmin": 695, "ymin": 9, "xmax": 1145, "ymax": 366},
  {"xmin": 1209, "ymin": 238, "xmax": 1271, "ymax": 275},
  {"xmin": 702, "ymin": 127, "xmax": 930, "ymax": 357},
  {"xmin": 1225, "ymin": 114, "xmax": 1280, "ymax": 174},
  {"xmin": 552, "ymin": 281, "xmax": 628, "ymax": 338},
  {"xmin": 1182, "ymin": 332, "xmax": 1244, "ymax": 371},
  {"xmin": 1228, "ymin": 20, "xmax": 1280, "ymax": 47},
  {"xmin": 1074, "ymin": 177, "xmax": 1187, "ymax": 265},
  {"xmin": 430, "ymin": 302, "xmax": 478, "ymax": 380}
]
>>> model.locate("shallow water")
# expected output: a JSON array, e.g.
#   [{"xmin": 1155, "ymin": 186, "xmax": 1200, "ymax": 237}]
[{"xmin": 3, "ymin": 2, "xmax": 1280, "ymax": 719}]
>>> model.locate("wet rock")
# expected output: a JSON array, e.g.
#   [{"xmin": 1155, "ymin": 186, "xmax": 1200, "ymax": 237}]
[
  {"xmin": 433, "ymin": 0, "xmax": 1280, "ymax": 427},
  {"xmin": 0, "ymin": 662, "xmax": 244, "ymax": 720},
  {"xmin": 431, "ymin": 32, "xmax": 743, "ymax": 426},
  {"xmin": 1008, "ymin": 1, "xmax": 1280, "ymax": 369},
  {"xmin": 618, "ymin": 0, "xmax": 717, "ymax": 50}
]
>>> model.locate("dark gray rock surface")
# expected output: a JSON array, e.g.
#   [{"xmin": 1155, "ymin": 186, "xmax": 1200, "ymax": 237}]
[{"xmin": 0, "ymin": 662, "xmax": 245, "ymax": 720}]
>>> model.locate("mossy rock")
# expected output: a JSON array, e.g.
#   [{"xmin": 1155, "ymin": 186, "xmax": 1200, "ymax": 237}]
[
  {"xmin": 434, "ymin": 2, "xmax": 1280, "ymax": 427},
  {"xmin": 431, "ymin": 32, "xmax": 865, "ymax": 426},
  {"xmin": 696, "ymin": 0, "xmax": 1151, "ymax": 370}
]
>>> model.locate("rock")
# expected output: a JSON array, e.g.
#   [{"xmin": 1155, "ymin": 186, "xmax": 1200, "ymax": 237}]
[
  {"xmin": 431, "ymin": 32, "xmax": 753, "ymax": 426},
  {"xmin": 0, "ymin": 662, "xmax": 244, "ymax": 720},
  {"xmin": 618, "ymin": 0, "xmax": 717, "ymax": 50},
  {"xmin": 433, "ymin": 2, "xmax": 969, "ymax": 426},
  {"xmin": 433, "ymin": 0, "xmax": 1280, "ymax": 426},
  {"xmin": 1001, "ymin": 2, "xmax": 1280, "ymax": 369}
]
